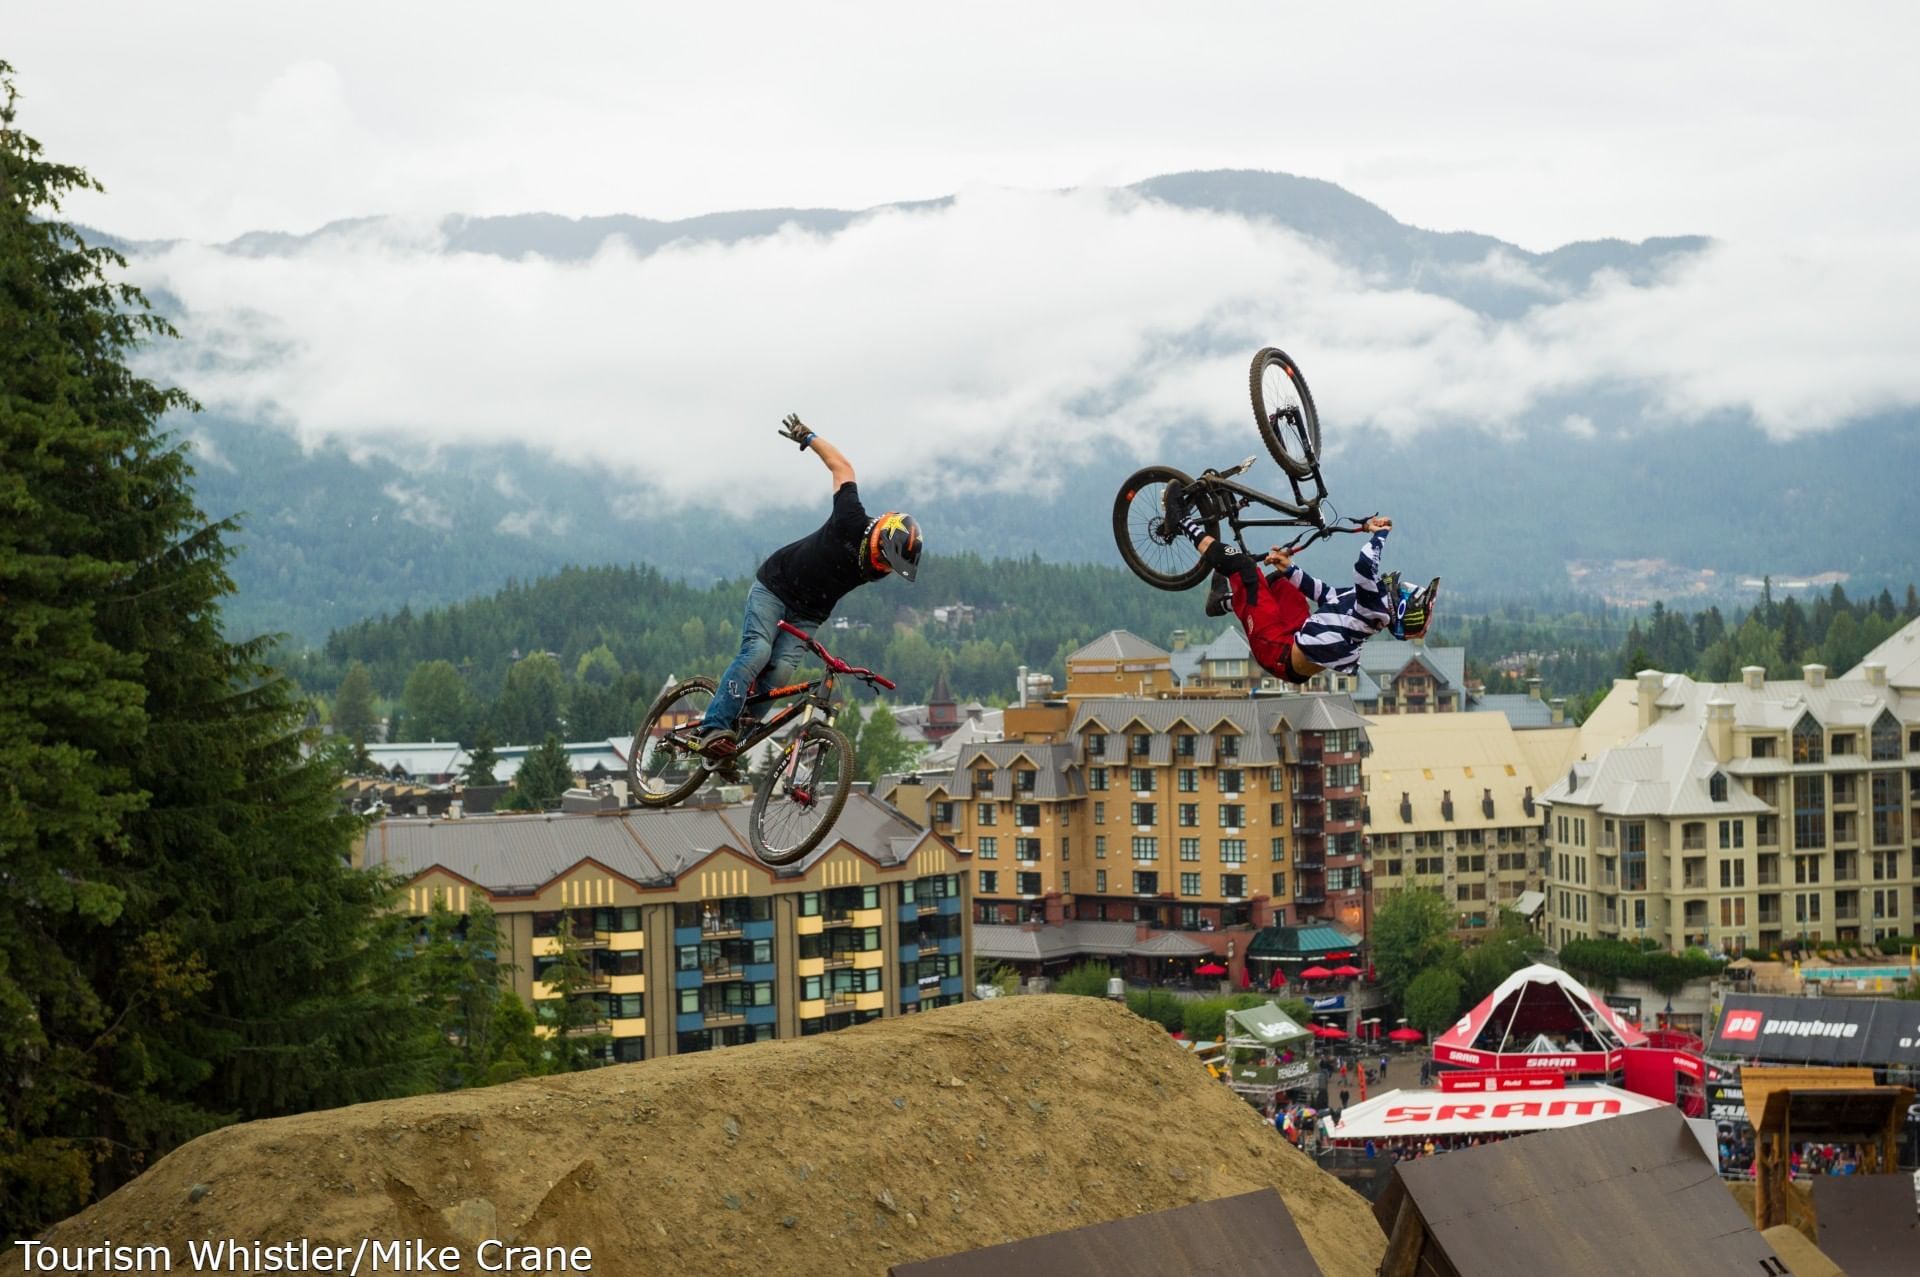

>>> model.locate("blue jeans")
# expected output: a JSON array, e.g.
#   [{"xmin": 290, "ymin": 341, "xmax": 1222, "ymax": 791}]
[{"xmin": 701, "ymin": 581, "xmax": 824, "ymax": 734}]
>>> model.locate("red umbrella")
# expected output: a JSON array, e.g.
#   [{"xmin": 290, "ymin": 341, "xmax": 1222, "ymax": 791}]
[
  {"xmin": 1298, "ymin": 965, "xmax": 1334, "ymax": 980},
  {"xmin": 1331, "ymin": 964, "xmax": 1362, "ymax": 978},
  {"xmin": 1306, "ymin": 1023, "xmax": 1328, "ymax": 1036},
  {"xmin": 1388, "ymin": 1027, "xmax": 1424, "ymax": 1043},
  {"xmin": 1237, "ymin": 964, "xmax": 1252, "ymax": 990},
  {"xmin": 1320, "ymin": 1025, "xmax": 1348, "ymax": 1040},
  {"xmin": 1196, "ymin": 962, "xmax": 1227, "ymax": 977},
  {"xmin": 1268, "ymin": 968, "xmax": 1286, "ymax": 990}
]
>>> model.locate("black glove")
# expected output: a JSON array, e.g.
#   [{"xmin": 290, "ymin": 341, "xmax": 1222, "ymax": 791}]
[{"xmin": 778, "ymin": 413, "xmax": 816, "ymax": 451}]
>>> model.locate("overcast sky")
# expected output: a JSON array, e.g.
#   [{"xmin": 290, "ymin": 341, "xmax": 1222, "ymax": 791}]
[
  {"xmin": 8, "ymin": 3, "xmax": 1919, "ymax": 518},
  {"xmin": 10, "ymin": 1, "xmax": 1917, "ymax": 248}
]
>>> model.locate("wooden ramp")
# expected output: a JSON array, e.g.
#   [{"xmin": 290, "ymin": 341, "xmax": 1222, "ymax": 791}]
[
  {"xmin": 889, "ymin": 1189, "xmax": 1327, "ymax": 1277},
  {"xmin": 1812, "ymin": 1174, "xmax": 1920, "ymax": 1277}
]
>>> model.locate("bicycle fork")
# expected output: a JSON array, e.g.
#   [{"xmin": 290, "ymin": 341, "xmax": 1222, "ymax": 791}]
[{"xmin": 776, "ymin": 701, "xmax": 822, "ymax": 802}]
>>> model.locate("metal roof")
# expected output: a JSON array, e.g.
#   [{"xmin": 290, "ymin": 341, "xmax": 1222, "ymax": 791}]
[
  {"xmin": 1128, "ymin": 931, "xmax": 1214, "ymax": 957},
  {"xmin": 1845, "ymin": 615, "xmax": 1920, "ymax": 689},
  {"xmin": 1067, "ymin": 630, "xmax": 1170, "ymax": 663},
  {"xmin": 366, "ymin": 793, "xmax": 937, "ymax": 892},
  {"xmin": 1247, "ymin": 924, "xmax": 1363, "ymax": 959},
  {"xmin": 1470, "ymin": 693, "xmax": 1557, "ymax": 728},
  {"xmin": 1352, "ymin": 639, "xmax": 1467, "ymax": 691}
]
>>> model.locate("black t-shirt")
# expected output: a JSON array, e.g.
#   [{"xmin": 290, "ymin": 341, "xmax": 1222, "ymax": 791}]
[{"xmin": 756, "ymin": 481, "xmax": 883, "ymax": 620}]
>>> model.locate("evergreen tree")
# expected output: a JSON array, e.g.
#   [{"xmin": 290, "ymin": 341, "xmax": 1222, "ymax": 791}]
[
  {"xmin": 493, "ymin": 651, "xmax": 566, "ymax": 742},
  {"xmin": 0, "ymin": 70, "xmax": 436, "ymax": 1239},
  {"xmin": 416, "ymin": 901, "xmax": 517, "ymax": 1089},
  {"xmin": 462, "ymin": 727, "xmax": 501, "ymax": 786},
  {"xmin": 479, "ymin": 993, "xmax": 547, "ymax": 1085},
  {"xmin": 540, "ymin": 917, "xmax": 607, "ymax": 1072},
  {"xmin": 333, "ymin": 661, "xmax": 378, "ymax": 748},
  {"xmin": 513, "ymin": 733, "xmax": 576, "ymax": 809},
  {"xmin": 1777, "ymin": 597, "xmax": 1808, "ymax": 664}
]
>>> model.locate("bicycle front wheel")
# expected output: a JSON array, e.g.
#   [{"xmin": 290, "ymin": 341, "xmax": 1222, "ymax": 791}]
[
  {"xmin": 629, "ymin": 676, "xmax": 717, "ymax": 807},
  {"xmin": 1249, "ymin": 347, "xmax": 1322, "ymax": 480},
  {"xmin": 749, "ymin": 722, "xmax": 853, "ymax": 866},
  {"xmin": 1113, "ymin": 465, "xmax": 1212, "ymax": 591}
]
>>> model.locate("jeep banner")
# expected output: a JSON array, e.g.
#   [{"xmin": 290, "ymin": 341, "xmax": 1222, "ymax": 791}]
[{"xmin": 1708, "ymin": 994, "xmax": 1920, "ymax": 1066}]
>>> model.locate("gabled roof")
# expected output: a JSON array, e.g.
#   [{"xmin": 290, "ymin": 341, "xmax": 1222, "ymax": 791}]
[
  {"xmin": 927, "ymin": 740, "xmax": 1083, "ymax": 801},
  {"xmin": 1196, "ymin": 627, "xmax": 1252, "ymax": 663},
  {"xmin": 1128, "ymin": 931, "xmax": 1214, "ymax": 957},
  {"xmin": 1067, "ymin": 630, "xmax": 1170, "ymax": 663},
  {"xmin": 366, "ymin": 792, "xmax": 936, "ymax": 892},
  {"xmin": 1351, "ymin": 639, "xmax": 1467, "ymax": 691},
  {"xmin": 1471, "ymin": 693, "xmax": 1557, "ymax": 728},
  {"xmin": 1540, "ymin": 716, "xmax": 1771, "ymax": 817}
]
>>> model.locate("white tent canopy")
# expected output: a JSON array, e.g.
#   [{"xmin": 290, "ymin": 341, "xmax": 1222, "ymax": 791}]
[{"xmin": 1323, "ymin": 1084, "xmax": 1667, "ymax": 1141}]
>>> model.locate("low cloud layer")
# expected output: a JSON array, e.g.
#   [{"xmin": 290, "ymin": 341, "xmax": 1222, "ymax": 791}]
[{"xmin": 128, "ymin": 187, "xmax": 1920, "ymax": 516}]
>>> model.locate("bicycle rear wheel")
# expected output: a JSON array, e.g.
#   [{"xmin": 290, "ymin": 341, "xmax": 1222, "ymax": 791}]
[
  {"xmin": 629, "ymin": 676, "xmax": 717, "ymax": 807},
  {"xmin": 1249, "ymin": 347, "xmax": 1322, "ymax": 480},
  {"xmin": 749, "ymin": 722, "xmax": 854, "ymax": 866},
  {"xmin": 1112, "ymin": 464, "xmax": 1212, "ymax": 592}
]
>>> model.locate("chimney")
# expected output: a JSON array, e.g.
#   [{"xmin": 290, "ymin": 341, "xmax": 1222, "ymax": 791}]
[
  {"xmin": 1170, "ymin": 629, "xmax": 1189, "ymax": 652},
  {"xmin": 1705, "ymin": 697, "xmax": 1735, "ymax": 763},
  {"xmin": 1636, "ymin": 669, "xmax": 1664, "ymax": 731},
  {"xmin": 1523, "ymin": 785, "xmax": 1536, "ymax": 818},
  {"xmin": 1862, "ymin": 662, "xmax": 1887, "ymax": 687},
  {"xmin": 1481, "ymin": 787, "xmax": 1495, "ymax": 819},
  {"xmin": 1017, "ymin": 665, "xmax": 1028, "ymax": 709},
  {"xmin": 1741, "ymin": 665, "xmax": 1765, "ymax": 691},
  {"xmin": 1802, "ymin": 663, "xmax": 1826, "ymax": 689},
  {"xmin": 1441, "ymin": 789, "xmax": 1454, "ymax": 822},
  {"xmin": 1526, "ymin": 677, "xmax": 1543, "ymax": 701},
  {"xmin": 1399, "ymin": 791, "xmax": 1412, "ymax": 824},
  {"xmin": 1549, "ymin": 697, "xmax": 1566, "ymax": 725}
]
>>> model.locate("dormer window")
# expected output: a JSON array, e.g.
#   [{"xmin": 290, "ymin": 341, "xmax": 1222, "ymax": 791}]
[
  {"xmin": 1709, "ymin": 772, "xmax": 1728, "ymax": 803},
  {"xmin": 1870, "ymin": 710, "xmax": 1900, "ymax": 762},
  {"xmin": 1086, "ymin": 732, "xmax": 1107, "ymax": 758},
  {"xmin": 1791, "ymin": 715, "xmax": 1824, "ymax": 764}
]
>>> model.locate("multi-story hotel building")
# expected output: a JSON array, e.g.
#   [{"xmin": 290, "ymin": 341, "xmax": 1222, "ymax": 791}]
[
  {"xmin": 1541, "ymin": 638, "xmax": 1920, "ymax": 954},
  {"xmin": 1361, "ymin": 712, "xmax": 1553, "ymax": 941},
  {"xmin": 364, "ymin": 794, "xmax": 971, "ymax": 1061},
  {"xmin": 885, "ymin": 630, "xmax": 1372, "ymax": 971}
]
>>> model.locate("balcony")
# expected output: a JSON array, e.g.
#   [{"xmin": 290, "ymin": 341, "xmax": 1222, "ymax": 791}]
[
  {"xmin": 1758, "ymin": 908, "xmax": 1783, "ymax": 926},
  {"xmin": 700, "ymin": 918, "xmax": 746, "ymax": 939},
  {"xmin": 701, "ymin": 962, "xmax": 744, "ymax": 982},
  {"xmin": 822, "ymin": 954, "xmax": 856, "ymax": 970},
  {"xmin": 1293, "ymin": 892, "xmax": 1326, "ymax": 905},
  {"xmin": 822, "ymin": 909, "xmax": 855, "ymax": 927},
  {"xmin": 702, "ymin": 1008, "xmax": 748, "ymax": 1027},
  {"xmin": 1293, "ymin": 859, "xmax": 1325, "ymax": 872},
  {"xmin": 826, "ymin": 990, "xmax": 860, "ymax": 1008},
  {"xmin": 1292, "ymin": 788, "xmax": 1323, "ymax": 802}
]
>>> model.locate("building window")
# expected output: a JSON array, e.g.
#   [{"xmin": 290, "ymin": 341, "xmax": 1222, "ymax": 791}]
[
  {"xmin": 1709, "ymin": 773, "xmax": 1728, "ymax": 803},
  {"xmin": 979, "ymin": 871, "xmax": 998, "ymax": 895},
  {"xmin": 1270, "ymin": 835, "xmax": 1285, "ymax": 860},
  {"xmin": 1794, "ymin": 775, "xmax": 1826, "ymax": 849},
  {"xmin": 1131, "ymin": 802, "xmax": 1157, "ymax": 826},
  {"xmin": 975, "ymin": 768, "xmax": 995, "ymax": 791},
  {"xmin": 1718, "ymin": 820, "xmax": 1744, "ymax": 849},
  {"xmin": 1219, "ymin": 769, "xmax": 1244, "ymax": 794},
  {"xmin": 1271, "ymin": 873, "xmax": 1286, "ymax": 896},
  {"xmin": 1088, "ymin": 766, "xmax": 1109, "ymax": 791},
  {"xmin": 1791, "ymin": 716, "xmax": 1824, "ymax": 764},
  {"xmin": 1132, "ymin": 871, "xmax": 1158, "ymax": 895},
  {"xmin": 933, "ymin": 801, "xmax": 955, "ymax": 825},
  {"xmin": 1017, "ymin": 803, "xmax": 1041, "ymax": 826},
  {"xmin": 1178, "ymin": 803, "xmax": 1199, "ymax": 827},
  {"xmin": 1178, "ymin": 768, "xmax": 1199, "ymax": 792},
  {"xmin": 978, "ymin": 802, "xmax": 996, "ymax": 826},
  {"xmin": 1220, "ymin": 839, "xmax": 1247, "ymax": 865},
  {"xmin": 1217, "ymin": 734, "xmax": 1240, "ymax": 760},
  {"xmin": 1180, "ymin": 872, "xmax": 1201, "ymax": 896},
  {"xmin": 1177, "ymin": 733, "xmax": 1197, "ymax": 757},
  {"xmin": 1087, "ymin": 732, "xmax": 1107, "ymax": 758},
  {"xmin": 1015, "ymin": 838, "xmax": 1041, "ymax": 861},
  {"xmin": 1869, "ymin": 710, "xmax": 1900, "ymax": 762},
  {"xmin": 1221, "ymin": 873, "xmax": 1246, "ymax": 898},
  {"xmin": 1016, "ymin": 872, "xmax": 1042, "ymax": 896},
  {"xmin": 1096, "ymin": 870, "xmax": 1107, "ymax": 893},
  {"xmin": 1132, "ymin": 768, "xmax": 1156, "ymax": 792},
  {"xmin": 1094, "ymin": 835, "xmax": 1106, "ymax": 858},
  {"xmin": 977, "ymin": 836, "xmax": 997, "ymax": 859},
  {"xmin": 1017, "ymin": 769, "xmax": 1037, "ymax": 793},
  {"xmin": 1132, "ymin": 836, "xmax": 1159, "ymax": 862},
  {"xmin": 1719, "ymin": 860, "xmax": 1746, "ymax": 888},
  {"xmin": 1132, "ymin": 733, "xmax": 1152, "ymax": 757},
  {"xmin": 1180, "ymin": 837, "xmax": 1201, "ymax": 862},
  {"xmin": 1219, "ymin": 804, "xmax": 1245, "ymax": 828}
]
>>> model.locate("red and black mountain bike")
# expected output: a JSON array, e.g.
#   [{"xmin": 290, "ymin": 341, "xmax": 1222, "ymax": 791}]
[{"xmin": 627, "ymin": 621, "xmax": 895, "ymax": 866}]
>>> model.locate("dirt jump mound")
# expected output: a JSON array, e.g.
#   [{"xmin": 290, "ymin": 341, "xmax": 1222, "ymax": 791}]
[{"xmin": 9, "ymin": 997, "xmax": 1384, "ymax": 1276}]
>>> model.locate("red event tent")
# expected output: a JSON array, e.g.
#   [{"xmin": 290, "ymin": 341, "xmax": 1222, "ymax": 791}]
[{"xmin": 1431, "ymin": 963, "xmax": 1648, "ymax": 1075}]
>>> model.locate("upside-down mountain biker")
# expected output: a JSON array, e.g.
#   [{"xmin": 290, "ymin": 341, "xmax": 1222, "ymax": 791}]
[
  {"xmin": 1171, "ymin": 497, "xmax": 1437, "ymax": 685},
  {"xmin": 695, "ymin": 414, "xmax": 922, "ymax": 758}
]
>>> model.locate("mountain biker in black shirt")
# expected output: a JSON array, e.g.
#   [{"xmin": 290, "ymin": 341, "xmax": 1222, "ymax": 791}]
[{"xmin": 695, "ymin": 414, "xmax": 922, "ymax": 756}]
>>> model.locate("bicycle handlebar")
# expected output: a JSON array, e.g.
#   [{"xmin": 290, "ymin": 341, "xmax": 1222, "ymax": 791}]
[{"xmin": 775, "ymin": 620, "xmax": 896, "ymax": 689}]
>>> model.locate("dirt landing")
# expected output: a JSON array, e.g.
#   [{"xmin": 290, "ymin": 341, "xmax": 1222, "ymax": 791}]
[{"xmin": 9, "ymin": 997, "xmax": 1384, "ymax": 1277}]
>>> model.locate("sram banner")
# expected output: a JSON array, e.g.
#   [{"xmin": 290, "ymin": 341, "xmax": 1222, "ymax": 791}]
[
  {"xmin": 1439, "ymin": 1070, "xmax": 1566, "ymax": 1093},
  {"xmin": 1434, "ymin": 1045, "xmax": 1621, "ymax": 1073},
  {"xmin": 1326, "ymin": 1083, "xmax": 1665, "ymax": 1140}
]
